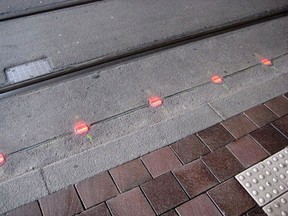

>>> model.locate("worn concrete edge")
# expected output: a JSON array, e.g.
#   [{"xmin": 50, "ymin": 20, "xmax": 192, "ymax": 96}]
[
  {"xmin": 0, "ymin": 169, "xmax": 49, "ymax": 214},
  {"xmin": 41, "ymin": 105, "xmax": 222, "ymax": 193},
  {"xmin": 41, "ymin": 72, "xmax": 288, "ymax": 194},
  {"xmin": 209, "ymin": 73, "xmax": 288, "ymax": 119},
  {"xmin": 1, "ymin": 73, "xmax": 287, "ymax": 214}
]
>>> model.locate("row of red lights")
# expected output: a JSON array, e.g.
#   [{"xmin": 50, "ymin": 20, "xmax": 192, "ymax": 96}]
[{"xmin": 0, "ymin": 57, "xmax": 272, "ymax": 167}]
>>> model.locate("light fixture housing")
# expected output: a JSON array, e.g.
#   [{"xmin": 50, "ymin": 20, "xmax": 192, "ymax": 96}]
[{"xmin": 148, "ymin": 96, "xmax": 163, "ymax": 108}]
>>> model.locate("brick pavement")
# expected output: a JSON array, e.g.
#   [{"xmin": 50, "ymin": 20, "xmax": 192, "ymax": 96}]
[{"xmin": 3, "ymin": 93, "xmax": 288, "ymax": 216}]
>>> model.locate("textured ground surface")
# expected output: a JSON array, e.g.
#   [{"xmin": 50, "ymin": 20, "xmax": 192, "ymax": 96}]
[
  {"xmin": 0, "ymin": 0, "xmax": 287, "ymax": 85},
  {"xmin": 0, "ymin": 1, "xmax": 288, "ymax": 215},
  {"xmin": 3, "ymin": 93, "xmax": 288, "ymax": 216}
]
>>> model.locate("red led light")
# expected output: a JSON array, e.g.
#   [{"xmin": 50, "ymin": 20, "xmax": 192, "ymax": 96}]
[
  {"xmin": 0, "ymin": 153, "xmax": 6, "ymax": 166},
  {"xmin": 211, "ymin": 75, "xmax": 224, "ymax": 84},
  {"xmin": 74, "ymin": 121, "xmax": 90, "ymax": 135},
  {"xmin": 261, "ymin": 58, "xmax": 272, "ymax": 66},
  {"xmin": 148, "ymin": 96, "xmax": 163, "ymax": 108}
]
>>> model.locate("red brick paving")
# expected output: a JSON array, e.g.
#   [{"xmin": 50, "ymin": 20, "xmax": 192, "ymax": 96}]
[
  {"xmin": 202, "ymin": 147, "xmax": 245, "ymax": 182},
  {"xmin": 250, "ymin": 124, "xmax": 288, "ymax": 154},
  {"xmin": 4, "ymin": 202, "xmax": 42, "ymax": 216},
  {"xmin": 246, "ymin": 206, "xmax": 267, "ymax": 216},
  {"xmin": 272, "ymin": 115, "xmax": 288, "ymax": 138},
  {"xmin": 6, "ymin": 94, "xmax": 288, "ymax": 216},
  {"xmin": 75, "ymin": 171, "xmax": 119, "ymax": 209},
  {"xmin": 39, "ymin": 186, "xmax": 83, "ymax": 216},
  {"xmin": 244, "ymin": 104, "xmax": 278, "ymax": 128},
  {"xmin": 109, "ymin": 159, "xmax": 152, "ymax": 193},
  {"xmin": 141, "ymin": 147, "xmax": 182, "ymax": 178},
  {"xmin": 227, "ymin": 135, "xmax": 269, "ymax": 168},
  {"xmin": 170, "ymin": 134, "xmax": 210, "ymax": 164},
  {"xmin": 78, "ymin": 203, "xmax": 111, "ymax": 216},
  {"xmin": 106, "ymin": 187, "xmax": 155, "ymax": 216},
  {"xmin": 208, "ymin": 178, "xmax": 256, "ymax": 216},
  {"xmin": 173, "ymin": 159, "xmax": 218, "ymax": 198},
  {"xmin": 221, "ymin": 113, "xmax": 257, "ymax": 138},
  {"xmin": 197, "ymin": 123, "xmax": 235, "ymax": 151},
  {"xmin": 141, "ymin": 172, "xmax": 188, "ymax": 215},
  {"xmin": 264, "ymin": 95, "xmax": 288, "ymax": 117},
  {"xmin": 176, "ymin": 194, "xmax": 222, "ymax": 216}
]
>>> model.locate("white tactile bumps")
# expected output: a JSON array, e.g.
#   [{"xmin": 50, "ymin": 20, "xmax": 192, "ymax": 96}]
[
  {"xmin": 264, "ymin": 148, "xmax": 288, "ymax": 187},
  {"xmin": 236, "ymin": 163, "xmax": 287, "ymax": 206},
  {"xmin": 263, "ymin": 192, "xmax": 288, "ymax": 216}
]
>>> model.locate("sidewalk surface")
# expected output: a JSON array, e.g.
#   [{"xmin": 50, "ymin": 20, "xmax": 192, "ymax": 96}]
[
  {"xmin": 3, "ymin": 93, "xmax": 288, "ymax": 216},
  {"xmin": 0, "ymin": 0, "xmax": 288, "ymax": 215}
]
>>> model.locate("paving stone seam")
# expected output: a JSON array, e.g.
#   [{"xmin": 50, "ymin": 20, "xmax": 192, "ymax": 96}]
[{"xmin": 271, "ymin": 122, "xmax": 288, "ymax": 140}]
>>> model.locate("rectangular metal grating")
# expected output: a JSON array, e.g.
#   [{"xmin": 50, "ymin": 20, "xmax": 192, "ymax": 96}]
[{"xmin": 5, "ymin": 58, "xmax": 52, "ymax": 84}]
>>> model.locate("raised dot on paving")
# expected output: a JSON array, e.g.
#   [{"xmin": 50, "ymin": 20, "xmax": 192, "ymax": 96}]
[
  {"xmin": 264, "ymin": 148, "xmax": 288, "ymax": 187},
  {"xmin": 262, "ymin": 192, "xmax": 288, "ymax": 216},
  {"xmin": 235, "ymin": 163, "xmax": 287, "ymax": 206}
]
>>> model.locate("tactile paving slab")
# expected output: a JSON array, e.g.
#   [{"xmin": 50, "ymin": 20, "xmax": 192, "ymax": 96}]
[
  {"xmin": 264, "ymin": 148, "xmax": 288, "ymax": 187},
  {"xmin": 236, "ymin": 163, "xmax": 287, "ymax": 206},
  {"xmin": 262, "ymin": 192, "xmax": 288, "ymax": 216}
]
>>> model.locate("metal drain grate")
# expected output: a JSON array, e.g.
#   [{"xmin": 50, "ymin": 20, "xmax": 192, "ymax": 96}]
[{"xmin": 5, "ymin": 59, "xmax": 52, "ymax": 84}]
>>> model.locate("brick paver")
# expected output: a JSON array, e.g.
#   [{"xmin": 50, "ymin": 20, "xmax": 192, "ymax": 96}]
[
  {"xmin": 173, "ymin": 159, "xmax": 218, "ymax": 198},
  {"xmin": 250, "ymin": 124, "xmax": 288, "ymax": 154},
  {"xmin": 272, "ymin": 115, "xmax": 288, "ymax": 137},
  {"xmin": 222, "ymin": 113, "xmax": 257, "ymax": 138},
  {"xmin": 7, "ymin": 94, "xmax": 288, "ymax": 216},
  {"xmin": 208, "ymin": 178, "xmax": 256, "ymax": 216},
  {"xmin": 227, "ymin": 135, "xmax": 269, "ymax": 168},
  {"xmin": 141, "ymin": 147, "xmax": 182, "ymax": 178},
  {"xmin": 202, "ymin": 147, "xmax": 245, "ymax": 182},
  {"xmin": 75, "ymin": 171, "xmax": 119, "ymax": 209},
  {"xmin": 106, "ymin": 187, "xmax": 155, "ymax": 216},
  {"xmin": 4, "ymin": 202, "xmax": 42, "ymax": 216},
  {"xmin": 176, "ymin": 194, "xmax": 222, "ymax": 216},
  {"xmin": 78, "ymin": 203, "xmax": 111, "ymax": 216},
  {"xmin": 244, "ymin": 104, "xmax": 278, "ymax": 128},
  {"xmin": 170, "ymin": 134, "xmax": 210, "ymax": 164},
  {"xmin": 160, "ymin": 209, "xmax": 178, "ymax": 216},
  {"xmin": 39, "ymin": 186, "xmax": 83, "ymax": 216},
  {"xmin": 197, "ymin": 123, "xmax": 235, "ymax": 151},
  {"xmin": 264, "ymin": 96, "xmax": 288, "ymax": 117},
  {"xmin": 109, "ymin": 159, "xmax": 151, "ymax": 193},
  {"xmin": 141, "ymin": 172, "xmax": 188, "ymax": 215}
]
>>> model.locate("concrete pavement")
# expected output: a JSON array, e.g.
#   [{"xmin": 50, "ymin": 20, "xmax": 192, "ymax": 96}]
[
  {"xmin": 0, "ymin": 0, "xmax": 288, "ymax": 86},
  {"xmin": 0, "ymin": 15, "xmax": 288, "ymax": 214}
]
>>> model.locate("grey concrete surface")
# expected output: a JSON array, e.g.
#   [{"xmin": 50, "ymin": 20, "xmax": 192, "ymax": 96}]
[
  {"xmin": 0, "ymin": 15, "xmax": 288, "ymax": 215},
  {"xmin": 0, "ymin": 170, "xmax": 48, "ymax": 214},
  {"xmin": 2, "ymin": 53, "xmax": 288, "ymax": 186},
  {"xmin": 0, "ymin": 0, "xmax": 98, "ymax": 20},
  {"xmin": 42, "ymin": 105, "xmax": 221, "ymax": 193},
  {"xmin": 210, "ymin": 73, "xmax": 288, "ymax": 119},
  {"xmin": 0, "ymin": 17, "xmax": 288, "ymax": 156},
  {"xmin": 0, "ymin": 0, "xmax": 288, "ymax": 84}
]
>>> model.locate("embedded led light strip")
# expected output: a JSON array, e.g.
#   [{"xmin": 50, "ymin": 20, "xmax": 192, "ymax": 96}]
[
  {"xmin": 0, "ymin": 153, "xmax": 6, "ymax": 166},
  {"xmin": 148, "ymin": 96, "xmax": 163, "ymax": 108},
  {"xmin": 211, "ymin": 75, "xmax": 224, "ymax": 84},
  {"xmin": 74, "ymin": 121, "xmax": 90, "ymax": 135}
]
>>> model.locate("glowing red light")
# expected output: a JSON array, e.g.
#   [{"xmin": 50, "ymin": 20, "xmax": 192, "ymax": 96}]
[
  {"xmin": 0, "ymin": 153, "xmax": 6, "ymax": 166},
  {"xmin": 211, "ymin": 75, "xmax": 224, "ymax": 84},
  {"xmin": 148, "ymin": 96, "xmax": 163, "ymax": 108},
  {"xmin": 261, "ymin": 58, "xmax": 272, "ymax": 66},
  {"xmin": 74, "ymin": 121, "xmax": 90, "ymax": 135}
]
